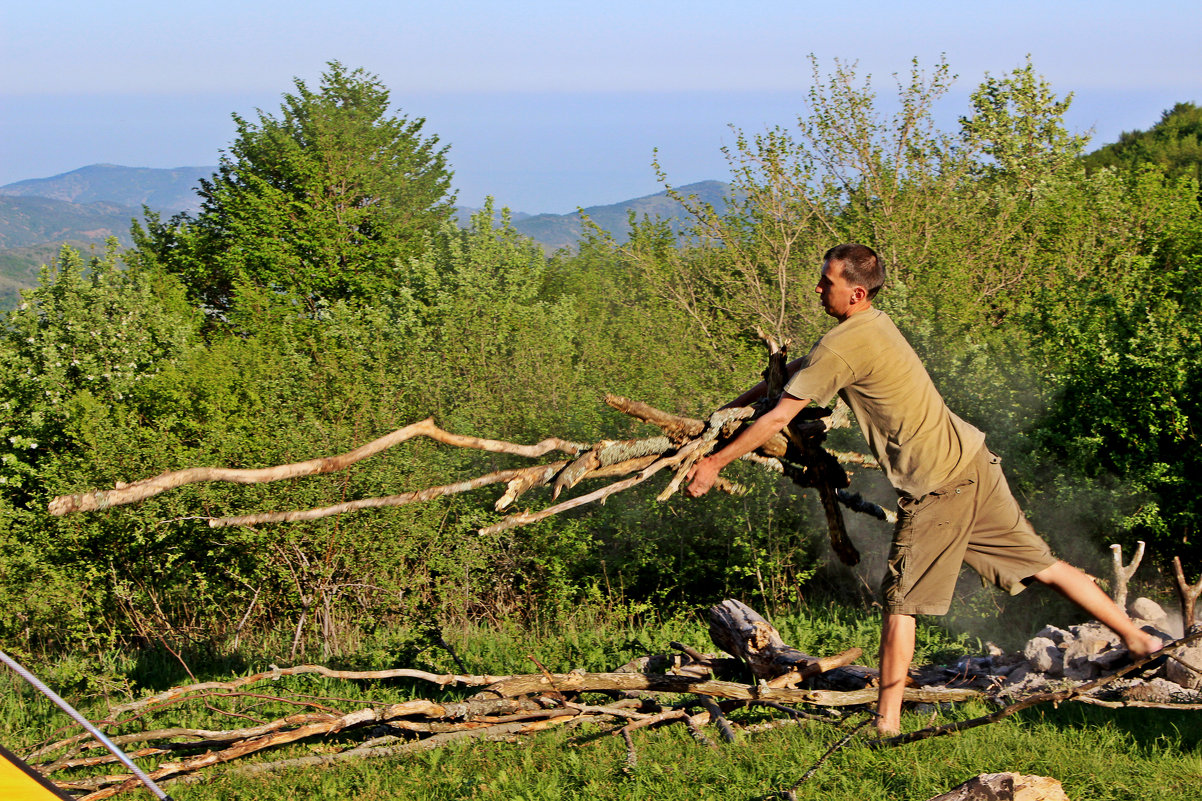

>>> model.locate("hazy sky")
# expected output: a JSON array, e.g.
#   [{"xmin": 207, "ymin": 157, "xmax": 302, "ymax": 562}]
[{"xmin": 3, "ymin": 0, "xmax": 1200, "ymax": 212}]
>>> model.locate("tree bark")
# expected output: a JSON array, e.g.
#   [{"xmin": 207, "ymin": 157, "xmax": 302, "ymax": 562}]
[
  {"xmin": 926, "ymin": 773, "xmax": 1068, "ymax": 801},
  {"xmin": 707, "ymin": 599, "xmax": 861, "ymax": 686}
]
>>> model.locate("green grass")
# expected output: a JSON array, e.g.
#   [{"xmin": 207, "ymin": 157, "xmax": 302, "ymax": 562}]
[
  {"xmin": 178, "ymin": 704, "xmax": 1202, "ymax": 801},
  {"xmin": 4, "ymin": 606, "xmax": 1200, "ymax": 801}
]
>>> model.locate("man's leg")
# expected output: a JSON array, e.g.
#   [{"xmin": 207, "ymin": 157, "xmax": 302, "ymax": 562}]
[
  {"xmin": 1030, "ymin": 560, "xmax": 1163, "ymax": 656},
  {"xmin": 877, "ymin": 611, "xmax": 916, "ymax": 735}
]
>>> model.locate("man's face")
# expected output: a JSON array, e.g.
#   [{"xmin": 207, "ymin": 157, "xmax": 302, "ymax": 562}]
[{"xmin": 815, "ymin": 259, "xmax": 858, "ymax": 319}]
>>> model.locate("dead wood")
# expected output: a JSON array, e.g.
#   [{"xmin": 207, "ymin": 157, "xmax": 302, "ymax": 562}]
[
  {"xmin": 49, "ymin": 419, "xmax": 585, "ymax": 516},
  {"xmin": 163, "ymin": 718, "xmax": 559, "ymax": 789},
  {"xmin": 694, "ymin": 696, "xmax": 736, "ymax": 742},
  {"xmin": 707, "ymin": 599, "xmax": 862, "ymax": 687},
  {"xmin": 477, "ymin": 670, "xmax": 978, "ymax": 706},
  {"xmin": 836, "ymin": 487, "xmax": 896, "ymax": 524},
  {"xmin": 208, "ymin": 463, "xmax": 567, "ymax": 527},
  {"xmin": 1070, "ymin": 696, "xmax": 1202, "ymax": 710},
  {"xmin": 50, "ymin": 373, "xmax": 882, "ymax": 540},
  {"xmin": 1172, "ymin": 556, "xmax": 1202, "ymax": 632},
  {"xmin": 925, "ymin": 773, "xmax": 1068, "ymax": 801},
  {"xmin": 1109, "ymin": 541, "xmax": 1144, "ymax": 612},
  {"xmin": 750, "ymin": 334, "xmax": 859, "ymax": 565}
]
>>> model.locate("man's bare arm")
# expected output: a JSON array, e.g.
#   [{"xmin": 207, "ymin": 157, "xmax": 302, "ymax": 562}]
[{"xmin": 686, "ymin": 394, "xmax": 811, "ymax": 496}]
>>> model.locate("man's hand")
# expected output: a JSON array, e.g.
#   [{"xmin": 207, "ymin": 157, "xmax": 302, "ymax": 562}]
[
  {"xmin": 684, "ymin": 394, "xmax": 810, "ymax": 500},
  {"xmin": 685, "ymin": 456, "xmax": 722, "ymax": 497}
]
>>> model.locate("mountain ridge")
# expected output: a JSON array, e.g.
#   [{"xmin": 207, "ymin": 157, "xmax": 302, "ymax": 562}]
[
  {"xmin": 0, "ymin": 164, "xmax": 214, "ymax": 214},
  {"xmin": 0, "ymin": 165, "xmax": 727, "ymax": 308}
]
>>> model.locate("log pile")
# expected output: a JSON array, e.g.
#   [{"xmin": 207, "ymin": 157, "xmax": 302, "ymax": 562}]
[
  {"xmin": 16, "ymin": 599, "xmax": 1202, "ymax": 799},
  {"xmin": 18, "ymin": 607, "xmax": 976, "ymax": 799}
]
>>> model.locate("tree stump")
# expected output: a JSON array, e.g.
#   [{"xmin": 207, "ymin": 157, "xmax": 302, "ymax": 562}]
[
  {"xmin": 707, "ymin": 599, "xmax": 861, "ymax": 687},
  {"xmin": 926, "ymin": 773, "xmax": 1069, "ymax": 801}
]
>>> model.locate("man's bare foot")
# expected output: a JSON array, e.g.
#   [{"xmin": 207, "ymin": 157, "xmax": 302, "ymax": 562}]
[{"xmin": 876, "ymin": 721, "xmax": 900, "ymax": 737}]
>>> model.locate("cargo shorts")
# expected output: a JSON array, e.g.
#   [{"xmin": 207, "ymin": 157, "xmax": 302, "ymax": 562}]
[{"xmin": 881, "ymin": 446, "xmax": 1057, "ymax": 616}]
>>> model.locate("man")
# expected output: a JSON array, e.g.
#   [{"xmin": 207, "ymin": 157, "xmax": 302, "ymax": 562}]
[{"xmin": 685, "ymin": 243, "xmax": 1162, "ymax": 735}]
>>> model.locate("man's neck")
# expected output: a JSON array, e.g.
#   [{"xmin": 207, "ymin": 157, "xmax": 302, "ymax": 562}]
[{"xmin": 834, "ymin": 301, "xmax": 874, "ymax": 323}]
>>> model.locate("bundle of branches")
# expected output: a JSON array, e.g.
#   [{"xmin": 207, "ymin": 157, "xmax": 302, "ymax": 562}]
[
  {"xmin": 20, "ymin": 637, "xmax": 979, "ymax": 798},
  {"xmin": 21, "ymin": 599, "xmax": 1200, "ymax": 799},
  {"xmin": 48, "ymin": 338, "xmax": 887, "ymax": 562}
]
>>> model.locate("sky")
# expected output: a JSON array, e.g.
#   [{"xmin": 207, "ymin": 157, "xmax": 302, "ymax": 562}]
[{"xmin": 2, "ymin": 0, "xmax": 1200, "ymax": 213}]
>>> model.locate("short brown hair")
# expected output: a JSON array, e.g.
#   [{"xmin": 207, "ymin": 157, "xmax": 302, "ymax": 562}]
[{"xmin": 824, "ymin": 243, "xmax": 885, "ymax": 299}]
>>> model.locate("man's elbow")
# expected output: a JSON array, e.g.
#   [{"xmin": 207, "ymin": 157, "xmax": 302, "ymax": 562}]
[{"xmin": 768, "ymin": 396, "xmax": 808, "ymax": 427}]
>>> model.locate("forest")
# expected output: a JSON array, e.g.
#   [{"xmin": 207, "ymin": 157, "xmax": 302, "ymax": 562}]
[{"xmin": 0, "ymin": 57, "xmax": 1200, "ymax": 674}]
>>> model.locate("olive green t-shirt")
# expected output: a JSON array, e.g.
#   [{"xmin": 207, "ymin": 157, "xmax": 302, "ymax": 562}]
[{"xmin": 783, "ymin": 308, "xmax": 985, "ymax": 498}]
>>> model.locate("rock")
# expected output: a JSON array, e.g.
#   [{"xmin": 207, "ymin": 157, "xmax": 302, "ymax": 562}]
[
  {"xmin": 1066, "ymin": 622, "xmax": 1120, "ymax": 650},
  {"xmin": 1090, "ymin": 648, "xmax": 1128, "ymax": 670},
  {"xmin": 1062, "ymin": 625, "xmax": 1122, "ymax": 680},
  {"xmin": 1034, "ymin": 625, "xmax": 1069, "ymax": 645},
  {"xmin": 1129, "ymin": 597, "xmax": 1169, "ymax": 630},
  {"xmin": 1165, "ymin": 641, "xmax": 1202, "ymax": 690},
  {"xmin": 1004, "ymin": 664, "xmax": 1029, "ymax": 685},
  {"xmin": 1023, "ymin": 637, "xmax": 1063, "ymax": 675},
  {"xmin": 1062, "ymin": 655, "xmax": 1097, "ymax": 681},
  {"xmin": 1124, "ymin": 677, "xmax": 1187, "ymax": 703}
]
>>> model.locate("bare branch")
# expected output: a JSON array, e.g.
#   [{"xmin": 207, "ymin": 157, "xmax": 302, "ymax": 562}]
[
  {"xmin": 50, "ymin": 419, "xmax": 585, "ymax": 516},
  {"xmin": 1173, "ymin": 556, "xmax": 1202, "ymax": 632}
]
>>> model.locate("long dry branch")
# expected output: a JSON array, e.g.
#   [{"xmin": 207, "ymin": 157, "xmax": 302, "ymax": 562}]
[
  {"xmin": 49, "ymin": 393, "xmax": 883, "ymax": 541},
  {"xmin": 101, "ymin": 664, "xmax": 507, "ymax": 719},
  {"xmin": 49, "ymin": 419, "xmax": 585, "ymax": 516},
  {"xmin": 478, "ymin": 670, "xmax": 980, "ymax": 706}
]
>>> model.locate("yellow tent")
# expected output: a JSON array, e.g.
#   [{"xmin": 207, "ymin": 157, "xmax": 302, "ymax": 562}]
[{"xmin": 0, "ymin": 742, "xmax": 73, "ymax": 800}]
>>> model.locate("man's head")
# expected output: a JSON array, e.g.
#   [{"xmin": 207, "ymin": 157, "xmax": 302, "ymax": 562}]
[
  {"xmin": 815, "ymin": 244, "xmax": 884, "ymax": 320},
  {"xmin": 824, "ymin": 244, "xmax": 885, "ymax": 300}
]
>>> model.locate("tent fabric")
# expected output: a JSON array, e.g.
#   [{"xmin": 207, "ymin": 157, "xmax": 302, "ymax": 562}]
[{"xmin": 0, "ymin": 742, "xmax": 74, "ymax": 800}]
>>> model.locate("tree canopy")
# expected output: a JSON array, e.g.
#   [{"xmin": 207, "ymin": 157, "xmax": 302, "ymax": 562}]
[
  {"xmin": 136, "ymin": 61, "xmax": 455, "ymax": 318},
  {"xmin": 1083, "ymin": 101, "xmax": 1202, "ymax": 187}
]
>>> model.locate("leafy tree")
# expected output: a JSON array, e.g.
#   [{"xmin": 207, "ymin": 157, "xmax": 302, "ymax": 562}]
[
  {"xmin": 1083, "ymin": 102, "xmax": 1202, "ymax": 186},
  {"xmin": 136, "ymin": 61, "xmax": 454, "ymax": 317},
  {"xmin": 959, "ymin": 57, "xmax": 1089, "ymax": 188}
]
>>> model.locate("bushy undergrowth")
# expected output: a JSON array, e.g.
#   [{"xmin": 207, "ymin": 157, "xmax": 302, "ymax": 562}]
[{"xmin": 1, "ymin": 57, "xmax": 1199, "ymax": 666}]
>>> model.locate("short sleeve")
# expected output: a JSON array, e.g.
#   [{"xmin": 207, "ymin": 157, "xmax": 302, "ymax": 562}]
[{"xmin": 782, "ymin": 343, "xmax": 854, "ymax": 406}]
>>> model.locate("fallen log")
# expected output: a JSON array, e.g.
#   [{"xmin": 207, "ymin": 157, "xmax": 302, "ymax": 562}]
[
  {"xmin": 707, "ymin": 599, "xmax": 862, "ymax": 687},
  {"xmin": 477, "ymin": 670, "xmax": 978, "ymax": 706},
  {"xmin": 926, "ymin": 773, "xmax": 1068, "ymax": 801}
]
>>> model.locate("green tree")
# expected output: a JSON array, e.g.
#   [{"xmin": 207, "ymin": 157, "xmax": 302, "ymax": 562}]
[
  {"xmin": 959, "ymin": 57, "xmax": 1089, "ymax": 189},
  {"xmin": 1083, "ymin": 102, "xmax": 1202, "ymax": 187},
  {"xmin": 137, "ymin": 61, "xmax": 454, "ymax": 317}
]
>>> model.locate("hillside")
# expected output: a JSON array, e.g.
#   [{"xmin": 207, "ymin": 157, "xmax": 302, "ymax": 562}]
[
  {"xmin": 0, "ymin": 195, "xmax": 148, "ymax": 309},
  {"xmin": 0, "ymin": 165, "xmax": 727, "ymax": 309},
  {"xmin": 509, "ymin": 180, "xmax": 730, "ymax": 251},
  {"xmin": 0, "ymin": 195, "xmax": 145, "ymax": 250},
  {"xmin": 0, "ymin": 164, "xmax": 213, "ymax": 214}
]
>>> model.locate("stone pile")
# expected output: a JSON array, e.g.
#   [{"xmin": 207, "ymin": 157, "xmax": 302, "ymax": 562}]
[{"xmin": 1001, "ymin": 597, "xmax": 1202, "ymax": 702}]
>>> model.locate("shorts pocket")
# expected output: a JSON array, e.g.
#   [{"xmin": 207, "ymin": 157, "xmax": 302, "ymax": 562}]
[{"xmin": 883, "ymin": 540, "xmax": 913, "ymax": 607}]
